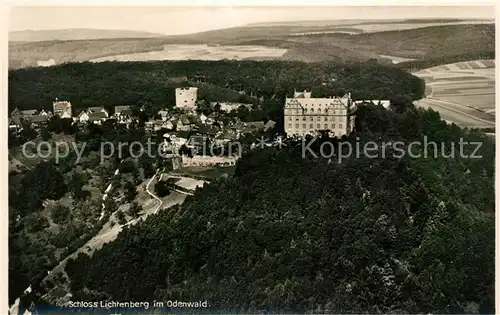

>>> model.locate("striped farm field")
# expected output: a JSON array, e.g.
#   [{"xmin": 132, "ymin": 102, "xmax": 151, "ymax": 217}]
[{"xmin": 413, "ymin": 60, "xmax": 495, "ymax": 129}]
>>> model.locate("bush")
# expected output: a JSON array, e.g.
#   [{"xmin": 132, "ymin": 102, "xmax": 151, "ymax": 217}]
[
  {"xmin": 24, "ymin": 214, "xmax": 49, "ymax": 233},
  {"xmin": 50, "ymin": 205, "xmax": 71, "ymax": 225}
]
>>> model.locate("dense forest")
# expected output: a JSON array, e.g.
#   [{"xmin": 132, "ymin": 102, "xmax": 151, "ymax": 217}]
[
  {"xmin": 8, "ymin": 59, "xmax": 425, "ymax": 111},
  {"xmin": 63, "ymin": 102, "xmax": 495, "ymax": 313},
  {"xmin": 8, "ymin": 59, "xmax": 425, "ymax": 137}
]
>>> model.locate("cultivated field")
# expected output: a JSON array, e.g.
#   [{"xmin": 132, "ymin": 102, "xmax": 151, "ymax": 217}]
[
  {"xmin": 90, "ymin": 44, "xmax": 287, "ymax": 62},
  {"xmin": 413, "ymin": 60, "xmax": 495, "ymax": 129},
  {"xmin": 339, "ymin": 20, "xmax": 492, "ymax": 33}
]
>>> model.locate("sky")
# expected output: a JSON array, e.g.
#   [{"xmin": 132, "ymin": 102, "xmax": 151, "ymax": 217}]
[{"xmin": 8, "ymin": 5, "xmax": 495, "ymax": 35}]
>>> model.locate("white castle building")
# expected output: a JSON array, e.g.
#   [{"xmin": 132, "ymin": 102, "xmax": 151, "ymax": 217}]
[
  {"xmin": 284, "ymin": 90, "xmax": 355, "ymax": 137},
  {"xmin": 175, "ymin": 87, "xmax": 198, "ymax": 109}
]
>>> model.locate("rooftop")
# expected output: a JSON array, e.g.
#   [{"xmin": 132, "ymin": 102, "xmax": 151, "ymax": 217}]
[{"xmin": 88, "ymin": 112, "xmax": 107, "ymax": 121}]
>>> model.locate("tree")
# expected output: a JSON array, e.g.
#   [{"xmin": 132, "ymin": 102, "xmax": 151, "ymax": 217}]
[
  {"xmin": 237, "ymin": 105, "xmax": 250, "ymax": 121},
  {"xmin": 50, "ymin": 204, "xmax": 71, "ymax": 225},
  {"xmin": 24, "ymin": 213, "xmax": 49, "ymax": 232},
  {"xmin": 41, "ymin": 128, "xmax": 51, "ymax": 141},
  {"xmin": 154, "ymin": 181, "xmax": 170, "ymax": 197},
  {"xmin": 119, "ymin": 160, "xmax": 136, "ymax": 174},
  {"xmin": 115, "ymin": 210, "xmax": 127, "ymax": 225},
  {"xmin": 213, "ymin": 102, "xmax": 221, "ymax": 113},
  {"xmin": 104, "ymin": 196, "xmax": 118, "ymax": 214},
  {"xmin": 19, "ymin": 122, "xmax": 37, "ymax": 141},
  {"xmin": 141, "ymin": 159, "xmax": 156, "ymax": 178},
  {"xmin": 124, "ymin": 181, "xmax": 138, "ymax": 202},
  {"xmin": 69, "ymin": 172, "xmax": 88, "ymax": 200},
  {"xmin": 127, "ymin": 201, "xmax": 142, "ymax": 217},
  {"xmin": 12, "ymin": 162, "xmax": 68, "ymax": 214}
]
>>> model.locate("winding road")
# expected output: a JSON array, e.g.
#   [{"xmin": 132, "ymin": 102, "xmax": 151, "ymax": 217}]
[{"xmin": 10, "ymin": 167, "xmax": 181, "ymax": 313}]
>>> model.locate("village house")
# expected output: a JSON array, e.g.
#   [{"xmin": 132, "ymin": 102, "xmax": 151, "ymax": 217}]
[
  {"xmin": 158, "ymin": 110, "xmax": 170, "ymax": 121},
  {"xmin": 215, "ymin": 129, "xmax": 239, "ymax": 145},
  {"xmin": 53, "ymin": 99, "xmax": 72, "ymax": 118},
  {"xmin": 154, "ymin": 120, "xmax": 170, "ymax": 132},
  {"xmin": 176, "ymin": 117, "xmax": 193, "ymax": 131},
  {"xmin": 264, "ymin": 120, "xmax": 276, "ymax": 131},
  {"xmin": 19, "ymin": 109, "xmax": 38, "ymax": 117},
  {"xmin": 88, "ymin": 106, "xmax": 109, "ymax": 117},
  {"xmin": 11, "ymin": 107, "xmax": 52, "ymax": 119},
  {"xmin": 114, "ymin": 105, "xmax": 133, "ymax": 117},
  {"xmin": 230, "ymin": 120, "xmax": 265, "ymax": 134},
  {"xmin": 145, "ymin": 120, "xmax": 154, "ymax": 133},
  {"xmin": 77, "ymin": 106, "xmax": 110, "ymax": 123},
  {"xmin": 9, "ymin": 107, "xmax": 53, "ymax": 132},
  {"xmin": 87, "ymin": 112, "xmax": 108, "ymax": 125},
  {"xmin": 8, "ymin": 116, "xmax": 22, "ymax": 133},
  {"xmin": 77, "ymin": 111, "xmax": 90, "ymax": 123},
  {"xmin": 24, "ymin": 114, "xmax": 50, "ymax": 129},
  {"xmin": 199, "ymin": 113, "xmax": 208, "ymax": 124},
  {"xmin": 195, "ymin": 124, "xmax": 220, "ymax": 139},
  {"xmin": 114, "ymin": 105, "xmax": 134, "ymax": 125},
  {"xmin": 38, "ymin": 109, "xmax": 52, "ymax": 117},
  {"xmin": 206, "ymin": 112, "xmax": 220, "ymax": 125}
]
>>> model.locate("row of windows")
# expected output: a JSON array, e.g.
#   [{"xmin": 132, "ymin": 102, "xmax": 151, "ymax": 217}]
[
  {"xmin": 288, "ymin": 116, "xmax": 346, "ymax": 122},
  {"xmin": 285, "ymin": 109, "xmax": 346, "ymax": 114},
  {"xmin": 288, "ymin": 102, "xmax": 347, "ymax": 107},
  {"xmin": 287, "ymin": 123, "xmax": 343, "ymax": 130}
]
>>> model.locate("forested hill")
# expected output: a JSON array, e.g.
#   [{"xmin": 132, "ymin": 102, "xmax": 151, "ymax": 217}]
[
  {"xmin": 8, "ymin": 59, "xmax": 425, "ymax": 113},
  {"xmin": 64, "ymin": 104, "xmax": 495, "ymax": 313}
]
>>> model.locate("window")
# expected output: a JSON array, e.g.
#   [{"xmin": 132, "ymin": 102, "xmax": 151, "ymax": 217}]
[
  {"xmin": 317, "ymin": 116, "xmax": 321, "ymax": 121},
  {"xmin": 302, "ymin": 124, "xmax": 306, "ymax": 129},
  {"xmin": 311, "ymin": 108, "xmax": 314, "ymax": 113},
  {"xmin": 332, "ymin": 124, "xmax": 336, "ymax": 129},
  {"xmin": 288, "ymin": 116, "xmax": 292, "ymax": 121},
  {"xmin": 324, "ymin": 124, "xmax": 328, "ymax": 129},
  {"xmin": 295, "ymin": 124, "xmax": 299, "ymax": 128},
  {"xmin": 309, "ymin": 124, "xmax": 313, "ymax": 129},
  {"xmin": 324, "ymin": 117, "xmax": 328, "ymax": 121},
  {"xmin": 288, "ymin": 123, "xmax": 292, "ymax": 128},
  {"xmin": 296, "ymin": 117, "xmax": 299, "ymax": 121},
  {"xmin": 339, "ymin": 124, "xmax": 343, "ymax": 129},
  {"xmin": 304, "ymin": 108, "xmax": 308, "ymax": 113},
  {"xmin": 302, "ymin": 116, "xmax": 306, "ymax": 121},
  {"xmin": 310, "ymin": 117, "xmax": 314, "ymax": 121},
  {"xmin": 318, "ymin": 108, "xmax": 322, "ymax": 113},
  {"xmin": 317, "ymin": 124, "xmax": 321, "ymax": 129}
]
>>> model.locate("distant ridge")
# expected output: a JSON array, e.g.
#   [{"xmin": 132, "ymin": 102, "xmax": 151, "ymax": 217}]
[
  {"xmin": 246, "ymin": 18, "xmax": 492, "ymax": 27},
  {"xmin": 9, "ymin": 28, "xmax": 166, "ymax": 42}
]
